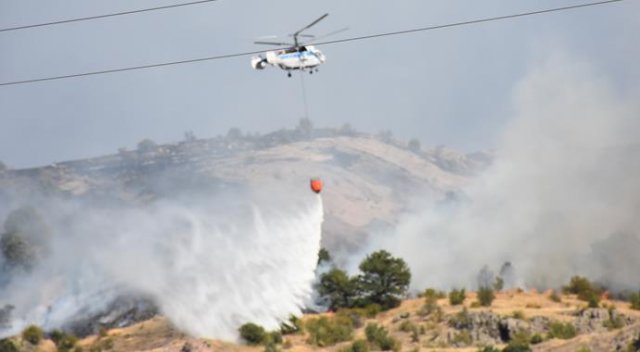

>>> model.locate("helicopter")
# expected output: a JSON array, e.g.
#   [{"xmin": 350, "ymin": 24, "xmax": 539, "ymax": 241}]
[{"xmin": 251, "ymin": 13, "xmax": 346, "ymax": 77}]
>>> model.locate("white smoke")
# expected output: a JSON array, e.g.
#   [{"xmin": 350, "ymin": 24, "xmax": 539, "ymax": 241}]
[
  {"xmin": 0, "ymin": 187, "xmax": 323, "ymax": 340},
  {"xmin": 362, "ymin": 53, "xmax": 640, "ymax": 291}
]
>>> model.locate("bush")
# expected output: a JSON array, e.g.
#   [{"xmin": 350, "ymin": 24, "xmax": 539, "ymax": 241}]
[
  {"xmin": 502, "ymin": 340, "xmax": 531, "ymax": 352},
  {"xmin": 280, "ymin": 315, "xmax": 302, "ymax": 335},
  {"xmin": 477, "ymin": 286, "xmax": 495, "ymax": 307},
  {"xmin": 22, "ymin": 325, "xmax": 43, "ymax": 345},
  {"xmin": 549, "ymin": 290, "xmax": 562, "ymax": 303},
  {"xmin": 449, "ymin": 307, "xmax": 472, "ymax": 329},
  {"xmin": 453, "ymin": 331, "xmax": 472, "ymax": 346},
  {"xmin": 604, "ymin": 308, "xmax": 624, "ymax": 330},
  {"xmin": 422, "ymin": 288, "xmax": 446, "ymax": 300},
  {"xmin": 477, "ymin": 347, "xmax": 500, "ymax": 352},
  {"xmin": 0, "ymin": 339, "xmax": 18, "ymax": 352},
  {"xmin": 239, "ymin": 323, "xmax": 267, "ymax": 345},
  {"xmin": 49, "ymin": 330, "xmax": 78, "ymax": 352},
  {"xmin": 364, "ymin": 324, "xmax": 399, "ymax": 352},
  {"xmin": 629, "ymin": 292, "xmax": 640, "ymax": 310},
  {"xmin": 547, "ymin": 322, "xmax": 577, "ymax": 340},
  {"xmin": 530, "ymin": 334, "xmax": 544, "ymax": 344},
  {"xmin": 494, "ymin": 276, "xmax": 504, "ymax": 292},
  {"xmin": 511, "ymin": 310, "xmax": 526, "ymax": 320},
  {"xmin": 398, "ymin": 320, "xmax": 417, "ymax": 333},
  {"xmin": 420, "ymin": 290, "xmax": 441, "ymax": 318},
  {"xmin": 340, "ymin": 339, "xmax": 369, "ymax": 352},
  {"xmin": 563, "ymin": 276, "xmax": 603, "ymax": 305},
  {"xmin": 449, "ymin": 288, "xmax": 466, "ymax": 306},
  {"xmin": 305, "ymin": 316, "xmax": 353, "ymax": 347},
  {"xmin": 356, "ymin": 250, "xmax": 411, "ymax": 310}
]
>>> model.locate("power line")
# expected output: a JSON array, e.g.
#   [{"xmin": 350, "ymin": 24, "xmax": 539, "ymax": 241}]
[
  {"xmin": 0, "ymin": 0, "xmax": 219, "ymax": 33},
  {"xmin": 316, "ymin": 0, "xmax": 626, "ymax": 46},
  {"xmin": 0, "ymin": 0, "xmax": 627, "ymax": 87}
]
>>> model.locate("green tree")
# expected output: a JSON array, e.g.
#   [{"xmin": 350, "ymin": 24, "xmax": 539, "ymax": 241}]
[
  {"xmin": 356, "ymin": 250, "xmax": 411, "ymax": 309},
  {"xmin": 319, "ymin": 269, "xmax": 358, "ymax": 310},
  {"xmin": 239, "ymin": 323, "xmax": 267, "ymax": 345},
  {"xmin": 318, "ymin": 248, "xmax": 331, "ymax": 265}
]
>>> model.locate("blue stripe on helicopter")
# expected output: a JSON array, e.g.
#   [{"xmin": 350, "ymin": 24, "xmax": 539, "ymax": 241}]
[{"xmin": 278, "ymin": 52, "xmax": 315, "ymax": 59}]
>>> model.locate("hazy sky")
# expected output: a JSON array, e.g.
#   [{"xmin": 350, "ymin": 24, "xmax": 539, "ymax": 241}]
[{"xmin": 1, "ymin": 0, "xmax": 638, "ymax": 168}]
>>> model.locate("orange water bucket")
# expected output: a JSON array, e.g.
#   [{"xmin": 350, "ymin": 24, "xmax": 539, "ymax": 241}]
[{"xmin": 310, "ymin": 178, "xmax": 323, "ymax": 194}]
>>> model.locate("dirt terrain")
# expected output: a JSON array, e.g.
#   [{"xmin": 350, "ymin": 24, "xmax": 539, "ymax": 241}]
[{"xmin": 7, "ymin": 290, "xmax": 639, "ymax": 352}]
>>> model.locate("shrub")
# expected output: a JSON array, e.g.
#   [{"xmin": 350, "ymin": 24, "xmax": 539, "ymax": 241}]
[
  {"xmin": 494, "ymin": 276, "xmax": 504, "ymax": 292},
  {"xmin": 420, "ymin": 291, "xmax": 441, "ymax": 318},
  {"xmin": 629, "ymin": 292, "xmax": 640, "ymax": 310},
  {"xmin": 0, "ymin": 339, "xmax": 18, "ymax": 352},
  {"xmin": 511, "ymin": 310, "xmax": 526, "ymax": 320},
  {"xmin": 22, "ymin": 325, "xmax": 43, "ymax": 345},
  {"xmin": 305, "ymin": 316, "xmax": 353, "ymax": 347},
  {"xmin": 604, "ymin": 308, "xmax": 624, "ymax": 330},
  {"xmin": 530, "ymin": 334, "xmax": 544, "ymax": 344},
  {"xmin": 422, "ymin": 288, "xmax": 446, "ymax": 300},
  {"xmin": 449, "ymin": 307, "xmax": 472, "ymax": 329},
  {"xmin": 563, "ymin": 276, "xmax": 603, "ymax": 305},
  {"xmin": 356, "ymin": 251, "xmax": 411, "ymax": 310},
  {"xmin": 449, "ymin": 288, "xmax": 466, "ymax": 306},
  {"xmin": 239, "ymin": 323, "xmax": 267, "ymax": 345},
  {"xmin": 453, "ymin": 331, "xmax": 473, "ymax": 346},
  {"xmin": 477, "ymin": 347, "xmax": 500, "ymax": 352},
  {"xmin": 502, "ymin": 340, "xmax": 531, "ymax": 352},
  {"xmin": 549, "ymin": 290, "xmax": 562, "ymax": 303},
  {"xmin": 398, "ymin": 320, "xmax": 417, "ymax": 333},
  {"xmin": 49, "ymin": 330, "xmax": 78, "ymax": 352},
  {"xmin": 477, "ymin": 286, "xmax": 495, "ymax": 307},
  {"xmin": 547, "ymin": 322, "xmax": 577, "ymax": 339},
  {"xmin": 340, "ymin": 339, "xmax": 369, "ymax": 352},
  {"xmin": 364, "ymin": 324, "xmax": 399, "ymax": 352},
  {"xmin": 280, "ymin": 315, "xmax": 302, "ymax": 335}
]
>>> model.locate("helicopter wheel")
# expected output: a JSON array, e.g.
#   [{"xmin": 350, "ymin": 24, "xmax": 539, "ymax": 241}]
[{"xmin": 287, "ymin": 72, "xmax": 292, "ymax": 78}]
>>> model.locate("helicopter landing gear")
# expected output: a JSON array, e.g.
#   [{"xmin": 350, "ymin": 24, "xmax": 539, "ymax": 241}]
[{"xmin": 287, "ymin": 72, "xmax": 292, "ymax": 78}]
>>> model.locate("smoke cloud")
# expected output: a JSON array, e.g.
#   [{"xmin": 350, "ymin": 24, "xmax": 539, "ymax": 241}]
[
  {"xmin": 363, "ymin": 53, "xmax": 640, "ymax": 291},
  {"xmin": 0, "ymin": 186, "xmax": 323, "ymax": 340}
]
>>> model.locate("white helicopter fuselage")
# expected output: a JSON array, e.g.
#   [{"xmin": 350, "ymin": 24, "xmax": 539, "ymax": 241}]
[{"xmin": 252, "ymin": 45, "xmax": 325, "ymax": 71}]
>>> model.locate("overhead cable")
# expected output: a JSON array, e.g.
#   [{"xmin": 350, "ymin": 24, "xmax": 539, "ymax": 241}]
[
  {"xmin": 0, "ymin": 0, "xmax": 626, "ymax": 87},
  {"xmin": 0, "ymin": 0, "xmax": 219, "ymax": 33}
]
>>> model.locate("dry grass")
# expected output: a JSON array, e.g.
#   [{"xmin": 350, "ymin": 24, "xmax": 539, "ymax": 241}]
[{"xmin": 61, "ymin": 290, "xmax": 640, "ymax": 351}]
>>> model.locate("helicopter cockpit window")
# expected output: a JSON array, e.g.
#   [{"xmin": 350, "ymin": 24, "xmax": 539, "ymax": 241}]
[{"xmin": 299, "ymin": 46, "xmax": 308, "ymax": 51}]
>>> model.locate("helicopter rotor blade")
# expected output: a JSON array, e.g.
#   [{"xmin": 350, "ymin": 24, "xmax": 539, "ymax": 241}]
[
  {"xmin": 254, "ymin": 41, "xmax": 293, "ymax": 46},
  {"xmin": 293, "ymin": 13, "xmax": 329, "ymax": 38},
  {"xmin": 308, "ymin": 27, "xmax": 349, "ymax": 43}
]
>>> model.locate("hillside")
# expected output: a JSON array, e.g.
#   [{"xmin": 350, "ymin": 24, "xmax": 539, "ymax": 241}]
[
  {"xmin": 0, "ymin": 127, "xmax": 490, "ymax": 251},
  {"xmin": 4, "ymin": 290, "xmax": 640, "ymax": 352}
]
